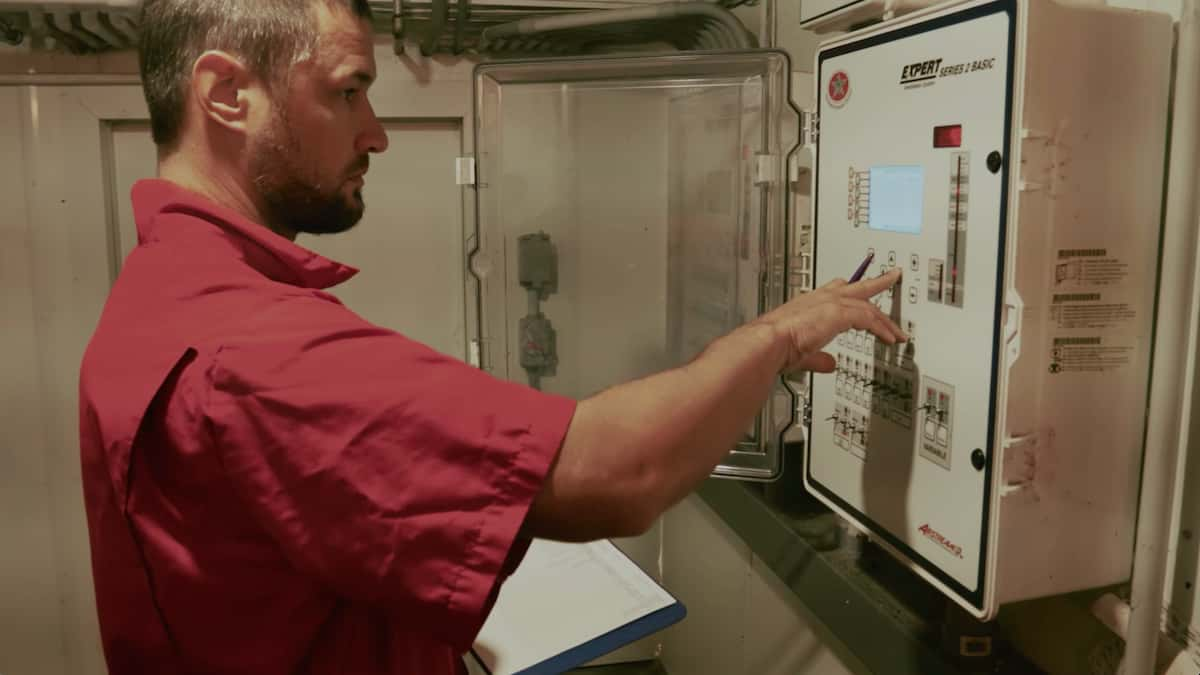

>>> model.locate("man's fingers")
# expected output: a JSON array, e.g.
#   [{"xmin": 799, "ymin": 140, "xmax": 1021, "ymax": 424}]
[
  {"xmin": 840, "ymin": 298, "xmax": 905, "ymax": 343},
  {"xmin": 841, "ymin": 268, "xmax": 902, "ymax": 300}
]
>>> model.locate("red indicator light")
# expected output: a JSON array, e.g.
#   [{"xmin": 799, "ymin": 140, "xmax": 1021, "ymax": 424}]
[{"xmin": 934, "ymin": 125, "xmax": 963, "ymax": 148}]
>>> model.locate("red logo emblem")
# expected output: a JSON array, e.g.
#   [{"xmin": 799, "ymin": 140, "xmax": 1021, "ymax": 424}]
[
  {"xmin": 827, "ymin": 70, "xmax": 851, "ymax": 107},
  {"xmin": 919, "ymin": 523, "xmax": 965, "ymax": 559}
]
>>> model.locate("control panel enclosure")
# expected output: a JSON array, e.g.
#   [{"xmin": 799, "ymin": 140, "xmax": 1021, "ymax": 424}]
[{"xmin": 802, "ymin": 0, "xmax": 1172, "ymax": 619}]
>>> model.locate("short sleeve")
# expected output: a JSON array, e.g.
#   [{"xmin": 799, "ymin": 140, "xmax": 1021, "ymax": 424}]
[{"xmin": 202, "ymin": 295, "xmax": 575, "ymax": 650}]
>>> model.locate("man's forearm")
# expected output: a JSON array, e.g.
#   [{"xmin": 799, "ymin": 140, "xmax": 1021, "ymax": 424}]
[{"xmin": 528, "ymin": 321, "xmax": 789, "ymax": 541}]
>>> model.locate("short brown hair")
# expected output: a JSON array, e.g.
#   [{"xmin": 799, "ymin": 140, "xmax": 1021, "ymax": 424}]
[{"xmin": 138, "ymin": 0, "xmax": 372, "ymax": 148}]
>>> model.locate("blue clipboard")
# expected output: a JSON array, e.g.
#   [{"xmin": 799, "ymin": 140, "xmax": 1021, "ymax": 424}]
[
  {"xmin": 471, "ymin": 601, "xmax": 686, "ymax": 675},
  {"xmin": 469, "ymin": 540, "xmax": 687, "ymax": 675}
]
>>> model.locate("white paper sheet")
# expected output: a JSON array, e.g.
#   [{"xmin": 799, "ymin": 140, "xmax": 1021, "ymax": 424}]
[{"xmin": 472, "ymin": 539, "xmax": 677, "ymax": 674}]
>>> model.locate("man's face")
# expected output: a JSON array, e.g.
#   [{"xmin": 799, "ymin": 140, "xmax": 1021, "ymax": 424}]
[{"xmin": 248, "ymin": 4, "xmax": 387, "ymax": 236}]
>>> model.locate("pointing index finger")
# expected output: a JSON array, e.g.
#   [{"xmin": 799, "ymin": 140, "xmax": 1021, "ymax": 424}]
[{"xmin": 841, "ymin": 268, "xmax": 902, "ymax": 300}]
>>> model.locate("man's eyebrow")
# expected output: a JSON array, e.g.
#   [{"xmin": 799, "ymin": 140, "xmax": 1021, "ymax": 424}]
[{"xmin": 351, "ymin": 70, "xmax": 375, "ymax": 85}]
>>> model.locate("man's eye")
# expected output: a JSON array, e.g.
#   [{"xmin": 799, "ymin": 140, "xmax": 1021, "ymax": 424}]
[{"xmin": 342, "ymin": 89, "xmax": 358, "ymax": 102}]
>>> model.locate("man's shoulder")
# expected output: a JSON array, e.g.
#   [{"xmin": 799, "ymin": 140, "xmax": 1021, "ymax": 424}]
[{"xmin": 85, "ymin": 239, "xmax": 367, "ymax": 381}]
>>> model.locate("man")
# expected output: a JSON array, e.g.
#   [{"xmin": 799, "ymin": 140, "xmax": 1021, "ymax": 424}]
[{"xmin": 78, "ymin": 0, "xmax": 904, "ymax": 673}]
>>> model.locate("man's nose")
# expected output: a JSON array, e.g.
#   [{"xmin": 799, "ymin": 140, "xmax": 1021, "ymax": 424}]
[{"xmin": 358, "ymin": 100, "xmax": 389, "ymax": 154}]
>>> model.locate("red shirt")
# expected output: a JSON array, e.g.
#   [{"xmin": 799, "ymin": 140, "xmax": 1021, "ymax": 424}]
[{"xmin": 79, "ymin": 179, "xmax": 575, "ymax": 675}]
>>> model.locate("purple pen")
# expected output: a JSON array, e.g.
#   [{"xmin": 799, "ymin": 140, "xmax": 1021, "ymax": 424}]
[{"xmin": 849, "ymin": 252, "xmax": 875, "ymax": 283}]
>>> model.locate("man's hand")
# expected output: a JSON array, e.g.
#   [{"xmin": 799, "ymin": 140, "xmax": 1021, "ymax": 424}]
[{"xmin": 753, "ymin": 268, "xmax": 906, "ymax": 373}]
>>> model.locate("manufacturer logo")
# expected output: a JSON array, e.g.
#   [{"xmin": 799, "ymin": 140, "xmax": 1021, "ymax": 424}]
[
  {"xmin": 919, "ymin": 523, "xmax": 965, "ymax": 559},
  {"xmin": 826, "ymin": 70, "xmax": 851, "ymax": 108},
  {"xmin": 900, "ymin": 59, "xmax": 943, "ymax": 85},
  {"xmin": 899, "ymin": 56, "xmax": 997, "ymax": 90}
]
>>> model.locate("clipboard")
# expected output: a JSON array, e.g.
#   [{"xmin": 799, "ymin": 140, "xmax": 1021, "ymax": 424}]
[{"xmin": 470, "ymin": 539, "xmax": 686, "ymax": 675}]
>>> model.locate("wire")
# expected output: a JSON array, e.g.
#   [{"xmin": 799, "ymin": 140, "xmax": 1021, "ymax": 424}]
[
  {"xmin": 371, "ymin": 0, "xmax": 760, "ymax": 56},
  {"xmin": 420, "ymin": 0, "xmax": 447, "ymax": 56},
  {"xmin": 0, "ymin": 15, "xmax": 24, "ymax": 46},
  {"xmin": 42, "ymin": 14, "xmax": 89, "ymax": 54},
  {"xmin": 452, "ymin": 0, "xmax": 470, "ymax": 53}
]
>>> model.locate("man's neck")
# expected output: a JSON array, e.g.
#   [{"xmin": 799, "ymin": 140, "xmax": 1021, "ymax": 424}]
[{"xmin": 157, "ymin": 152, "xmax": 298, "ymax": 241}]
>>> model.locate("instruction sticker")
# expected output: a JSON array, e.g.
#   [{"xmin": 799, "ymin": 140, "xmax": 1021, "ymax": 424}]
[
  {"xmin": 1049, "ymin": 293, "xmax": 1137, "ymax": 331},
  {"xmin": 1048, "ymin": 337, "xmax": 1135, "ymax": 375},
  {"xmin": 1046, "ymin": 247, "xmax": 1142, "ymax": 375}
]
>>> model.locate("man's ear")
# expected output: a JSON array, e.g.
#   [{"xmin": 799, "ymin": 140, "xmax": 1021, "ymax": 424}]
[{"xmin": 190, "ymin": 51, "xmax": 255, "ymax": 135}]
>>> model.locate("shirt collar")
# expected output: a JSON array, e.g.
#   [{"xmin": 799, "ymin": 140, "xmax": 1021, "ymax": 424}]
[{"xmin": 131, "ymin": 178, "xmax": 358, "ymax": 289}]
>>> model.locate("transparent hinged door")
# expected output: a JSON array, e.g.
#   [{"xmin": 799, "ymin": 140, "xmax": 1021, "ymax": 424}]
[{"xmin": 470, "ymin": 51, "xmax": 800, "ymax": 480}]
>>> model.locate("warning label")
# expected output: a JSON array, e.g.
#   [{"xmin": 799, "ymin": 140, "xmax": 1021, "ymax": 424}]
[
  {"xmin": 1048, "ymin": 337, "xmax": 1134, "ymax": 374},
  {"xmin": 1054, "ymin": 249, "xmax": 1130, "ymax": 288}
]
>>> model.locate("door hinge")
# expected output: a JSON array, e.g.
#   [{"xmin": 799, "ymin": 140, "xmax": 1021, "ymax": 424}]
[
  {"xmin": 801, "ymin": 110, "xmax": 819, "ymax": 146},
  {"xmin": 456, "ymin": 156, "xmax": 476, "ymax": 186}
]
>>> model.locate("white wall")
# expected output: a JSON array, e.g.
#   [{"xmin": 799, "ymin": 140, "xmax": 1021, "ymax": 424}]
[{"xmin": 0, "ymin": 85, "xmax": 73, "ymax": 675}]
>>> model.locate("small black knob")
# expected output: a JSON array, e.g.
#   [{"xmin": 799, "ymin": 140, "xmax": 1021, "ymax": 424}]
[
  {"xmin": 971, "ymin": 448, "xmax": 986, "ymax": 471},
  {"xmin": 986, "ymin": 151, "xmax": 1003, "ymax": 174}
]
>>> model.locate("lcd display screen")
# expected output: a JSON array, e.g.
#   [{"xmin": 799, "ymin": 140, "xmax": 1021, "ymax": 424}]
[{"xmin": 868, "ymin": 166, "xmax": 924, "ymax": 235}]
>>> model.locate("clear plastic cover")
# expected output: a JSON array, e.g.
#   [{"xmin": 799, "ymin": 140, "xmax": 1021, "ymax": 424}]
[{"xmin": 470, "ymin": 51, "xmax": 799, "ymax": 480}]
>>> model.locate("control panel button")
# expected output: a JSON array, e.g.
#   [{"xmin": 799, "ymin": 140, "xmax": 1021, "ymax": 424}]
[
  {"xmin": 908, "ymin": 286, "xmax": 918, "ymax": 303},
  {"xmin": 887, "ymin": 250, "xmax": 897, "ymax": 265},
  {"xmin": 910, "ymin": 253, "xmax": 920, "ymax": 272}
]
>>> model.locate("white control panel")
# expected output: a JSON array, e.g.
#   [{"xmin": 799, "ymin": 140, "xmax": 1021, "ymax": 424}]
[{"xmin": 803, "ymin": 0, "xmax": 1173, "ymax": 619}]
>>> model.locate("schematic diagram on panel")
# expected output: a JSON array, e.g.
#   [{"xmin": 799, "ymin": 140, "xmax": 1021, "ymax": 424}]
[{"xmin": 830, "ymin": 325, "xmax": 920, "ymax": 462}]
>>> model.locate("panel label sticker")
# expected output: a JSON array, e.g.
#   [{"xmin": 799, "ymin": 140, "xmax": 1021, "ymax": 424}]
[{"xmin": 1047, "ymin": 248, "xmax": 1141, "ymax": 375}]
